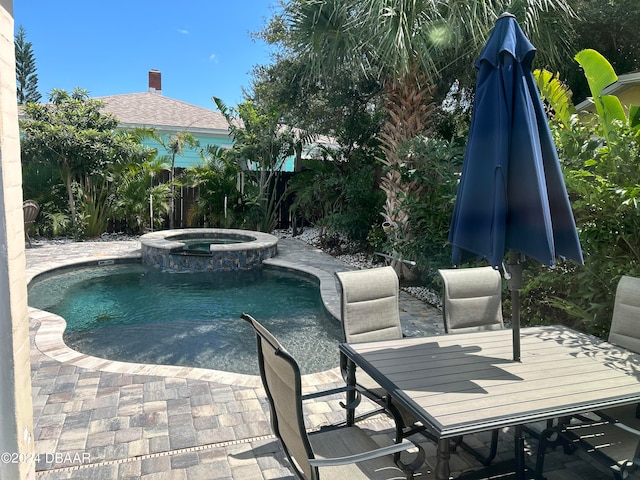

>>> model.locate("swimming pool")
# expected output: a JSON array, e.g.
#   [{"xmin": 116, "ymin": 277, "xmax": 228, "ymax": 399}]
[{"xmin": 28, "ymin": 263, "xmax": 342, "ymax": 375}]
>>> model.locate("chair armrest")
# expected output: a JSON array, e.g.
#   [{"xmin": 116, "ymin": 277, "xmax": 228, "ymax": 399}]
[
  {"xmin": 592, "ymin": 409, "xmax": 640, "ymax": 436},
  {"xmin": 302, "ymin": 385, "xmax": 355, "ymax": 400},
  {"xmin": 301, "ymin": 385, "xmax": 362, "ymax": 410},
  {"xmin": 614, "ymin": 422, "xmax": 640, "ymax": 437},
  {"xmin": 308, "ymin": 437, "xmax": 424, "ymax": 468}
]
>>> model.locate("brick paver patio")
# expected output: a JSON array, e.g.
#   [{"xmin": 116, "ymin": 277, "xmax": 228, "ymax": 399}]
[{"xmin": 25, "ymin": 236, "xmax": 612, "ymax": 479}]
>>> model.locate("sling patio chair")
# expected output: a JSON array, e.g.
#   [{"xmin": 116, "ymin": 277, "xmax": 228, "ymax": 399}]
[
  {"xmin": 240, "ymin": 313, "xmax": 425, "ymax": 480},
  {"xmin": 438, "ymin": 266, "xmax": 504, "ymax": 465},
  {"xmin": 438, "ymin": 266, "xmax": 504, "ymax": 334},
  {"xmin": 335, "ymin": 267, "xmax": 437, "ymax": 443},
  {"xmin": 535, "ymin": 275, "xmax": 640, "ymax": 480},
  {"xmin": 23, "ymin": 199, "xmax": 39, "ymax": 247}
]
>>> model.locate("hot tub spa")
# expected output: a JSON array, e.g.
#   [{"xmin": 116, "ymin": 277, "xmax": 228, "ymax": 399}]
[{"xmin": 140, "ymin": 228, "xmax": 278, "ymax": 272}]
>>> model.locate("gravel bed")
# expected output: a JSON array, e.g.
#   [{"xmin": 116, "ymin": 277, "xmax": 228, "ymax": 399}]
[
  {"xmin": 31, "ymin": 232, "xmax": 140, "ymax": 245},
  {"xmin": 274, "ymin": 227, "xmax": 442, "ymax": 309}
]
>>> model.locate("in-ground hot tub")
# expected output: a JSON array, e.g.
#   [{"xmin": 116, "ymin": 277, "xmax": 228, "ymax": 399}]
[{"xmin": 140, "ymin": 228, "xmax": 278, "ymax": 272}]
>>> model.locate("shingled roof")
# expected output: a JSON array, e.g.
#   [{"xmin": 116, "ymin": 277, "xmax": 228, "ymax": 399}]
[{"xmin": 97, "ymin": 92, "xmax": 229, "ymax": 133}]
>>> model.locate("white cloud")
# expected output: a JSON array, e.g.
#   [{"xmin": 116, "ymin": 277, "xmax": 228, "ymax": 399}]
[
  {"xmin": 209, "ymin": 54, "xmax": 218, "ymax": 62},
  {"xmin": 178, "ymin": 29, "xmax": 189, "ymax": 35}
]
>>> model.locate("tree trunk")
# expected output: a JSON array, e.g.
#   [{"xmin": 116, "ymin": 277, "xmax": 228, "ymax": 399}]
[
  {"xmin": 169, "ymin": 154, "xmax": 175, "ymax": 229},
  {"xmin": 377, "ymin": 77, "xmax": 435, "ymax": 278},
  {"xmin": 65, "ymin": 164, "xmax": 77, "ymax": 225}
]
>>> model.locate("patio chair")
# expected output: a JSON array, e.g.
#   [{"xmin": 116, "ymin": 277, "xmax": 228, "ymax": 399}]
[
  {"xmin": 438, "ymin": 266, "xmax": 504, "ymax": 334},
  {"xmin": 23, "ymin": 200, "xmax": 39, "ymax": 247},
  {"xmin": 607, "ymin": 275, "xmax": 640, "ymax": 354},
  {"xmin": 535, "ymin": 275, "xmax": 640, "ymax": 479},
  {"xmin": 438, "ymin": 266, "xmax": 503, "ymax": 465},
  {"xmin": 535, "ymin": 407, "xmax": 640, "ymax": 480},
  {"xmin": 240, "ymin": 313, "xmax": 425, "ymax": 480},
  {"xmin": 335, "ymin": 267, "xmax": 436, "ymax": 442}
]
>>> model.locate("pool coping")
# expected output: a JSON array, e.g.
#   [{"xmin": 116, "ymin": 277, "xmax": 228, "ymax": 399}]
[
  {"xmin": 139, "ymin": 228, "xmax": 278, "ymax": 252},
  {"xmin": 27, "ymin": 250, "xmax": 344, "ymax": 388}
]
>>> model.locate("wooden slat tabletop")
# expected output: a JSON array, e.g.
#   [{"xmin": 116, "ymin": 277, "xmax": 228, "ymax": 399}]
[{"xmin": 340, "ymin": 326, "xmax": 640, "ymax": 438}]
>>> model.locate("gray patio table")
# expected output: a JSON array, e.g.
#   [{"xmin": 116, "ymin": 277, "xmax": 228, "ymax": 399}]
[{"xmin": 339, "ymin": 325, "xmax": 640, "ymax": 479}]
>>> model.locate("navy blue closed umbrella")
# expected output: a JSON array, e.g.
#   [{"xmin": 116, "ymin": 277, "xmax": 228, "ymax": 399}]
[{"xmin": 448, "ymin": 13, "xmax": 583, "ymax": 361}]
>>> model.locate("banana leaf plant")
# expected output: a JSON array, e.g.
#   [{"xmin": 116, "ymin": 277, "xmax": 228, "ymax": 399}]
[{"xmin": 536, "ymin": 49, "xmax": 640, "ymax": 139}]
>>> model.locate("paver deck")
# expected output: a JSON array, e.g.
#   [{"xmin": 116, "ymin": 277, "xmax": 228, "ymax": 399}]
[{"xmin": 25, "ymin": 236, "xmax": 613, "ymax": 479}]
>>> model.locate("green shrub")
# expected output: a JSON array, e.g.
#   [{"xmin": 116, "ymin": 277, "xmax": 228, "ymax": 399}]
[{"xmin": 388, "ymin": 136, "xmax": 464, "ymax": 286}]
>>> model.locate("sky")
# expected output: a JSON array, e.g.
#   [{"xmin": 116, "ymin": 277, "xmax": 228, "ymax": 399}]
[{"xmin": 14, "ymin": 1, "xmax": 279, "ymax": 110}]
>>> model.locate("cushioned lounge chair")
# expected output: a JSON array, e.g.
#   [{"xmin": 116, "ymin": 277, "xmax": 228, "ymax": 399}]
[
  {"xmin": 535, "ymin": 275, "xmax": 640, "ymax": 479},
  {"xmin": 335, "ymin": 267, "xmax": 436, "ymax": 442},
  {"xmin": 241, "ymin": 313, "xmax": 424, "ymax": 480},
  {"xmin": 23, "ymin": 200, "xmax": 39, "ymax": 247}
]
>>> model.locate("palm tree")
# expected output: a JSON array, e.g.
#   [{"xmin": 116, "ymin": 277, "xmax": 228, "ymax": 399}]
[
  {"xmin": 281, "ymin": 0, "xmax": 576, "ymax": 257},
  {"xmin": 155, "ymin": 131, "xmax": 199, "ymax": 229}
]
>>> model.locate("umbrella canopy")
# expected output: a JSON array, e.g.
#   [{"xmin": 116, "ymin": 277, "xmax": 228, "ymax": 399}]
[
  {"xmin": 449, "ymin": 13, "xmax": 583, "ymax": 269},
  {"xmin": 448, "ymin": 13, "xmax": 583, "ymax": 361}
]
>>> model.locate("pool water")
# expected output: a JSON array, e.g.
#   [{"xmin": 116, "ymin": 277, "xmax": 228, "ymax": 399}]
[
  {"xmin": 181, "ymin": 238, "xmax": 243, "ymax": 253},
  {"xmin": 28, "ymin": 264, "xmax": 342, "ymax": 375}
]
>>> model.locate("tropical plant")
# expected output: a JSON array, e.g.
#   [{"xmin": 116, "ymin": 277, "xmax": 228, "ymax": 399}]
[
  {"xmin": 112, "ymin": 157, "xmax": 170, "ymax": 233},
  {"xmin": 533, "ymin": 69, "xmax": 576, "ymax": 129},
  {"xmin": 390, "ymin": 135, "xmax": 465, "ymax": 284},
  {"xmin": 214, "ymin": 97, "xmax": 296, "ymax": 232},
  {"xmin": 561, "ymin": 0, "xmax": 640, "ymax": 104},
  {"xmin": 575, "ymin": 49, "xmax": 640, "ymax": 136},
  {"xmin": 274, "ymin": 0, "xmax": 577, "ymax": 248},
  {"xmin": 288, "ymin": 150, "xmax": 385, "ymax": 247},
  {"xmin": 525, "ymin": 51, "xmax": 640, "ymax": 337},
  {"xmin": 183, "ymin": 146, "xmax": 243, "ymax": 228},
  {"xmin": 20, "ymin": 88, "xmax": 153, "ymax": 238},
  {"xmin": 15, "ymin": 25, "xmax": 41, "ymax": 104},
  {"xmin": 251, "ymin": 50, "xmax": 387, "ymax": 243},
  {"xmin": 154, "ymin": 131, "xmax": 199, "ymax": 229}
]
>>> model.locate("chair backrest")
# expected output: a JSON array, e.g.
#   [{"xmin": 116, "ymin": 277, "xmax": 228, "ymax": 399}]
[
  {"xmin": 608, "ymin": 276, "xmax": 640, "ymax": 353},
  {"xmin": 438, "ymin": 267, "xmax": 504, "ymax": 334},
  {"xmin": 335, "ymin": 267, "xmax": 403, "ymax": 343},
  {"xmin": 23, "ymin": 200, "xmax": 39, "ymax": 224},
  {"xmin": 241, "ymin": 313, "xmax": 316, "ymax": 480}
]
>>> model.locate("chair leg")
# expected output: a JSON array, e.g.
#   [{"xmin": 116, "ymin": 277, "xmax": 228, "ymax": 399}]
[{"xmin": 535, "ymin": 426, "xmax": 562, "ymax": 480}]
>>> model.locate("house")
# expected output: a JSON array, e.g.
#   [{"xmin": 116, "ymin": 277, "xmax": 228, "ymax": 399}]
[
  {"xmin": 576, "ymin": 70, "xmax": 640, "ymax": 112},
  {"xmin": 99, "ymin": 70, "xmax": 329, "ymax": 171},
  {"xmin": 98, "ymin": 70, "xmax": 232, "ymax": 168}
]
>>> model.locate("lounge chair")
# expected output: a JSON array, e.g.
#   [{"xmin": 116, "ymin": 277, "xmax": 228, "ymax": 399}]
[
  {"xmin": 535, "ymin": 275, "xmax": 640, "ymax": 479},
  {"xmin": 23, "ymin": 200, "xmax": 39, "ymax": 247},
  {"xmin": 240, "ymin": 313, "xmax": 424, "ymax": 480},
  {"xmin": 438, "ymin": 266, "xmax": 504, "ymax": 334},
  {"xmin": 335, "ymin": 267, "xmax": 436, "ymax": 442}
]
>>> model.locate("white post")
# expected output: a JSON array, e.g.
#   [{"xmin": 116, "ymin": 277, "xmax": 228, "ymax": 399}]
[
  {"xmin": 0, "ymin": 1, "xmax": 36, "ymax": 478},
  {"xmin": 149, "ymin": 194, "xmax": 153, "ymax": 232}
]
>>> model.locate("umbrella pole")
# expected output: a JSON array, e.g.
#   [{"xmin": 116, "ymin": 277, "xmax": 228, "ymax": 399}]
[{"xmin": 508, "ymin": 251, "xmax": 524, "ymax": 362}]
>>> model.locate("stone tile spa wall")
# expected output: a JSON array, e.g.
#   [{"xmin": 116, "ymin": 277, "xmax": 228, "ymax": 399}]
[{"xmin": 140, "ymin": 229, "xmax": 278, "ymax": 272}]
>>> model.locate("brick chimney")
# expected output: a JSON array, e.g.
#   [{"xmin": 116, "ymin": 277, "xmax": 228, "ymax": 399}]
[{"xmin": 148, "ymin": 69, "xmax": 162, "ymax": 94}]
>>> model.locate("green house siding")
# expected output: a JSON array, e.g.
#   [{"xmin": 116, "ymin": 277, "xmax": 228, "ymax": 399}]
[
  {"xmin": 142, "ymin": 133, "xmax": 295, "ymax": 170},
  {"xmin": 142, "ymin": 132, "xmax": 234, "ymax": 168}
]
